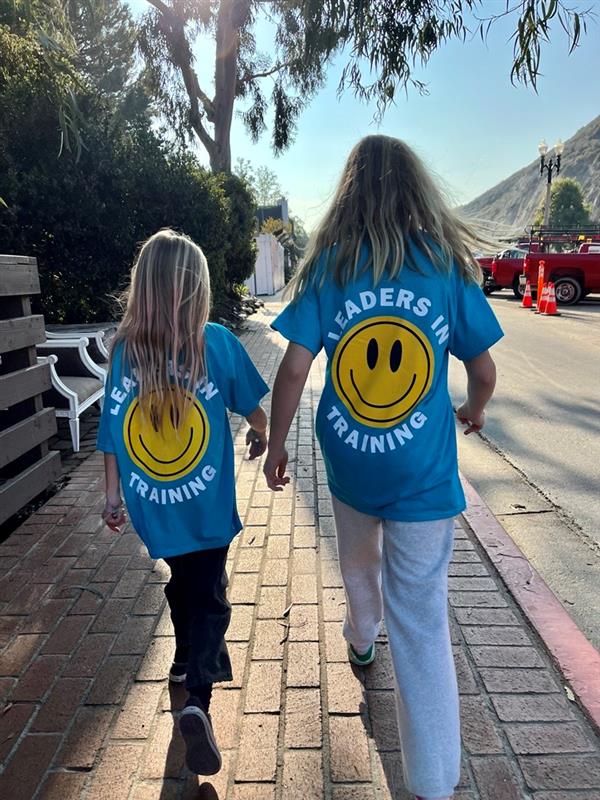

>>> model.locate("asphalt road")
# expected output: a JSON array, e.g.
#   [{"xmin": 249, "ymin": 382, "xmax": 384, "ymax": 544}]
[{"xmin": 448, "ymin": 290, "xmax": 600, "ymax": 647}]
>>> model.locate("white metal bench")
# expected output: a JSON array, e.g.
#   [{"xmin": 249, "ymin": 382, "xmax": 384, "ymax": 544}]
[
  {"xmin": 36, "ymin": 337, "xmax": 106, "ymax": 452},
  {"xmin": 45, "ymin": 327, "xmax": 110, "ymax": 370}
]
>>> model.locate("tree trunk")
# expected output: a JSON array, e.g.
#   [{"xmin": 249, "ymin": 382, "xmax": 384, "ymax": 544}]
[{"xmin": 212, "ymin": 0, "xmax": 252, "ymax": 173}]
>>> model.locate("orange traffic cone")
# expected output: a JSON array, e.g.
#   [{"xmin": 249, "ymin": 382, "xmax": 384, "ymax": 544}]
[
  {"xmin": 543, "ymin": 282, "xmax": 561, "ymax": 316},
  {"xmin": 521, "ymin": 280, "xmax": 533, "ymax": 309},
  {"xmin": 535, "ymin": 283, "xmax": 549, "ymax": 314}
]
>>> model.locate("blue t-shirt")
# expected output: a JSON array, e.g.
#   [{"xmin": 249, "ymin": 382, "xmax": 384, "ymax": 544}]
[
  {"xmin": 97, "ymin": 323, "xmax": 269, "ymax": 558},
  {"xmin": 272, "ymin": 247, "xmax": 503, "ymax": 521}
]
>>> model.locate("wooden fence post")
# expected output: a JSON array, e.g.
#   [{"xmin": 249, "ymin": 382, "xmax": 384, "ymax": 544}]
[{"xmin": 0, "ymin": 255, "xmax": 61, "ymax": 526}]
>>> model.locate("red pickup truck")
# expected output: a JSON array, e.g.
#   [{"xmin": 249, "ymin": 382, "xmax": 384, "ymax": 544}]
[
  {"xmin": 477, "ymin": 256, "xmax": 496, "ymax": 295},
  {"xmin": 490, "ymin": 248, "xmax": 529, "ymax": 298},
  {"xmin": 523, "ymin": 250, "xmax": 600, "ymax": 304}
]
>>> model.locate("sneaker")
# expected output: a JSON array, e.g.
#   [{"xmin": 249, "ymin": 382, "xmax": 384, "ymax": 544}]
[
  {"xmin": 348, "ymin": 642, "xmax": 376, "ymax": 666},
  {"xmin": 179, "ymin": 699, "xmax": 222, "ymax": 775},
  {"xmin": 168, "ymin": 661, "xmax": 187, "ymax": 683}
]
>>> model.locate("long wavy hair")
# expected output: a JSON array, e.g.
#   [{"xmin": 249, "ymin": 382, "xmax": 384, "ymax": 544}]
[
  {"xmin": 288, "ymin": 135, "xmax": 494, "ymax": 298},
  {"xmin": 110, "ymin": 229, "xmax": 211, "ymax": 432}
]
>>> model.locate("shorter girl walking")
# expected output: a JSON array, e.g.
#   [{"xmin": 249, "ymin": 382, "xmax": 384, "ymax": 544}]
[
  {"xmin": 265, "ymin": 136, "xmax": 502, "ymax": 800},
  {"xmin": 98, "ymin": 229, "xmax": 268, "ymax": 775}
]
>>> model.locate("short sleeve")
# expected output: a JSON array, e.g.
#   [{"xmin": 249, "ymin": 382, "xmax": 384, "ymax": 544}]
[
  {"xmin": 97, "ymin": 361, "xmax": 116, "ymax": 453},
  {"xmin": 450, "ymin": 270, "xmax": 504, "ymax": 361},
  {"xmin": 218, "ymin": 328, "xmax": 270, "ymax": 416},
  {"xmin": 271, "ymin": 281, "xmax": 323, "ymax": 357}
]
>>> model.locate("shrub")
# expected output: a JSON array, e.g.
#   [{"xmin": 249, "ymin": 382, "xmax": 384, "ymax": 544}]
[{"xmin": 0, "ymin": 46, "xmax": 255, "ymax": 321}]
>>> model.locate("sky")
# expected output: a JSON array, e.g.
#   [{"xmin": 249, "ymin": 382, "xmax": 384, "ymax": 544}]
[{"xmin": 128, "ymin": 1, "xmax": 600, "ymax": 229}]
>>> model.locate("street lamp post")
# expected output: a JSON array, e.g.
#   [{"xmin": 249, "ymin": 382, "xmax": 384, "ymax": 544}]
[{"xmin": 538, "ymin": 138, "xmax": 565, "ymax": 227}]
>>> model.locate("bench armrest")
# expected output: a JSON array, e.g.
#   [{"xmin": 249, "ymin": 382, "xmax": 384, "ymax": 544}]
[{"xmin": 37, "ymin": 337, "xmax": 107, "ymax": 382}]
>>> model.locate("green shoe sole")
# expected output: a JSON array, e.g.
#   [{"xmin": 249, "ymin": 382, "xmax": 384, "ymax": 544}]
[{"xmin": 348, "ymin": 642, "xmax": 376, "ymax": 666}]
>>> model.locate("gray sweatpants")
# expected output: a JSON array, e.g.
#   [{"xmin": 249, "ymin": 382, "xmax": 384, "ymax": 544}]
[{"xmin": 332, "ymin": 496, "xmax": 460, "ymax": 800}]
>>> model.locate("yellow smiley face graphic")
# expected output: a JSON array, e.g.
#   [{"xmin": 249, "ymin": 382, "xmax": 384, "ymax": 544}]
[
  {"xmin": 124, "ymin": 389, "xmax": 209, "ymax": 481},
  {"xmin": 331, "ymin": 316, "xmax": 434, "ymax": 428}
]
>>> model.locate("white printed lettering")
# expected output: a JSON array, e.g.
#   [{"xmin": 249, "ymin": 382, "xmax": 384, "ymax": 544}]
[
  {"xmin": 333, "ymin": 417, "xmax": 348, "ymax": 437},
  {"xmin": 202, "ymin": 465, "xmax": 216, "ymax": 482},
  {"xmin": 396, "ymin": 289, "xmax": 414, "ymax": 310},
  {"xmin": 380, "ymin": 288, "xmax": 394, "ymax": 307},
  {"xmin": 360, "ymin": 291, "xmax": 377, "ymax": 310},
  {"xmin": 345, "ymin": 430, "xmax": 359, "ymax": 449},
  {"xmin": 370, "ymin": 435, "xmax": 385, "ymax": 454},
  {"xmin": 327, "ymin": 405, "xmax": 341, "ymax": 421},
  {"xmin": 413, "ymin": 297, "xmax": 431, "ymax": 317},
  {"xmin": 410, "ymin": 412, "xmax": 428, "ymax": 429},
  {"xmin": 434, "ymin": 325, "xmax": 449, "ymax": 345},
  {"xmin": 168, "ymin": 487, "xmax": 183, "ymax": 504},
  {"xmin": 334, "ymin": 311, "xmax": 348, "ymax": 331},
  {"xmin": 393, "ymin": 425, "xmax": 414, "ymax": 445},
  {"xmin": 345, "ymin": 299, "xmax": 362, "ymax": 321},
  {"xmin": 111, "ymin": 386, "xmax": 127, "ymax": 404},
  {"xmin": 198, "ymin": 379, "xmax": 219, "ymax": 400},
  {"xmin": 188, "ymin": 475, "xmax": 206, "ymax": 496}
]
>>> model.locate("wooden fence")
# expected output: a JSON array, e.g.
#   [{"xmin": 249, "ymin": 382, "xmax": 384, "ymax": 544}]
[{"xmin": 0, "ymin": 255, "xmax": 60, "ymax": 526}]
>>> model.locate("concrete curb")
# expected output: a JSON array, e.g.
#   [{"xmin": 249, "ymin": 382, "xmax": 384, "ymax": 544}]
[{"xmin": 460, "ymin": 472, "xmax": 600, "ymax": 734}]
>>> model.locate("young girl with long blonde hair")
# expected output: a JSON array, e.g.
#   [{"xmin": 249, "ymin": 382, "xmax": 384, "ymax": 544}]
[
  {"xmin": 264, "ymin": 136, "xmax": 503, "ymax": 800},
  {"xmin": 98, "ymin": 229, "xmax": 268, "ymax": 776}
]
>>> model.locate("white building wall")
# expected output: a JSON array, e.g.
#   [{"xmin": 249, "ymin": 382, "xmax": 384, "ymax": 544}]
[{"xmin": 246, "ymin": 234, "xmax": 285, "ymax": 296}]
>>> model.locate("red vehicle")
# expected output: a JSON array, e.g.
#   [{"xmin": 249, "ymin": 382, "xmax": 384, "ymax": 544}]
[
  {"xmin": 523, "ymin": 249, "xmax": 600, "ymax": 304},
  {"xmin": 477, "ymin": 256, "xmax": 496, "ymax": 295},
  {"xmin": 490, "ymin": 248, "xmax": 530, "ymax": 298},
  {"xmin": 520, "ymin": 227, "xmax": 600, "ymax": 305}
]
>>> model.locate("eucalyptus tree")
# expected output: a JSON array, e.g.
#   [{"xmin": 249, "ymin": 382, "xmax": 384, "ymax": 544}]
[{"xmin": 138, "ymin": 0, "xmax": 593, "ymax": 173}]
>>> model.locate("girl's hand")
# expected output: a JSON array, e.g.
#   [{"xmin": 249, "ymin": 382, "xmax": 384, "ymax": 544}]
[
  {"xmin": 246, "ymin": 428, "xmax": 267, "ymax": 460},
  {"xmin": 456, "ymin": 403, "xmax": 485, "ymax": 436},
  {"xmin": 101, "ymin": 498, "xmax": 126, "ymax": 533},
  {"xmin": 263, "ymin": 448, "xmax": 290, "ymax": 491}
]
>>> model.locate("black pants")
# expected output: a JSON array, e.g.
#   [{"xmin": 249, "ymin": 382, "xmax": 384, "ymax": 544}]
[{"xmin": 164, "ymin": 545, "xmax": 233, "ymax": 694}]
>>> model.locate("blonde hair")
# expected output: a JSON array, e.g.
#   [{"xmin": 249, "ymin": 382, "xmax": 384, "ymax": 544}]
[
  {"xmin": 110, "ymin": 228, "xmax": 211, "ymax": 431},
  {"xmin": 289, "ymin": 135, "xmax": 494, "ymax": 298}
]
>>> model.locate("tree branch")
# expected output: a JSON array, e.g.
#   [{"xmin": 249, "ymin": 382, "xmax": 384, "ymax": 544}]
[
  {"xmin": 239, "ymin": 60, "xmax": 293, "ymax": 84},
  {"xmin": 196, "ymin": 86, "xmax": 215, "ymax": 121},
  {"xmin": 146, "ymin": 0, "xmax": 170, "ymax": 16},
  {"xmin": 146, "ymin": 0, "xmax": 216, "ymax": 121},
  {"xmin": 190, "ymin": 114, "xmax": 216, "ymax": 159}
]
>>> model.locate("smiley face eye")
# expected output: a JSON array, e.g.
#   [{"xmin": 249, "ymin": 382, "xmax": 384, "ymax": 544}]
[
  {"xmin": 169, "ymin": 404, "xmax": 180, "ymax": 429},
  {"xmin": 390, "ymin": 340, "xmax": 402, "ymax": 372},
  {"xmin": 150, "ymin": 405, "xmax": 161, "ymax": 433},
  {"xmin": 367, "ymin": 338, "xmax": 378, "ymax": 370}
]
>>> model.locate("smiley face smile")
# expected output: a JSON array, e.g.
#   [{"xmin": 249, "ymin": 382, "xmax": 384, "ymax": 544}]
[
  {"xmin": 138, "ymin": 427, "xmax": 194, "ymax": 464},
  {"xmin": 124, "ymin": 388, "xmax": 210, "ymax": 480},
  {"xmin": 350, "ymin": 370, "xmax": 417, "ymax": 409},
  {"xmin": 332, "ymin": 316, "xmax": 434, "ymax": 428}
]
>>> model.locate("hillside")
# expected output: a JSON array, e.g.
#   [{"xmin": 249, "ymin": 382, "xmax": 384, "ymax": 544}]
[{"xmin": 460, "ymin": 114, "xmax": 600, "ymax": 234}]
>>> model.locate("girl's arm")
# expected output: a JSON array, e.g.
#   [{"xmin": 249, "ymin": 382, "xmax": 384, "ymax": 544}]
[
  {"xmin": 102, "ymin": 453, "xmax": 126, "ymax": 532},
  {"xmin": 245, "ymin": 404, "xmax": 268, "ymax": 460},
  {"xmin": 264, "ymin": 342, "xmax": 314, "ymax": 491},
  {"xmin": 456, "ymin": 350, "xmax": 497, "ymax": 435}
]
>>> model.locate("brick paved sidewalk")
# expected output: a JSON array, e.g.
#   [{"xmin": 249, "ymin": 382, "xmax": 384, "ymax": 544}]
[{"xmin": 1, "ymin": 306, "xmax": 600, "ymax": 800}]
